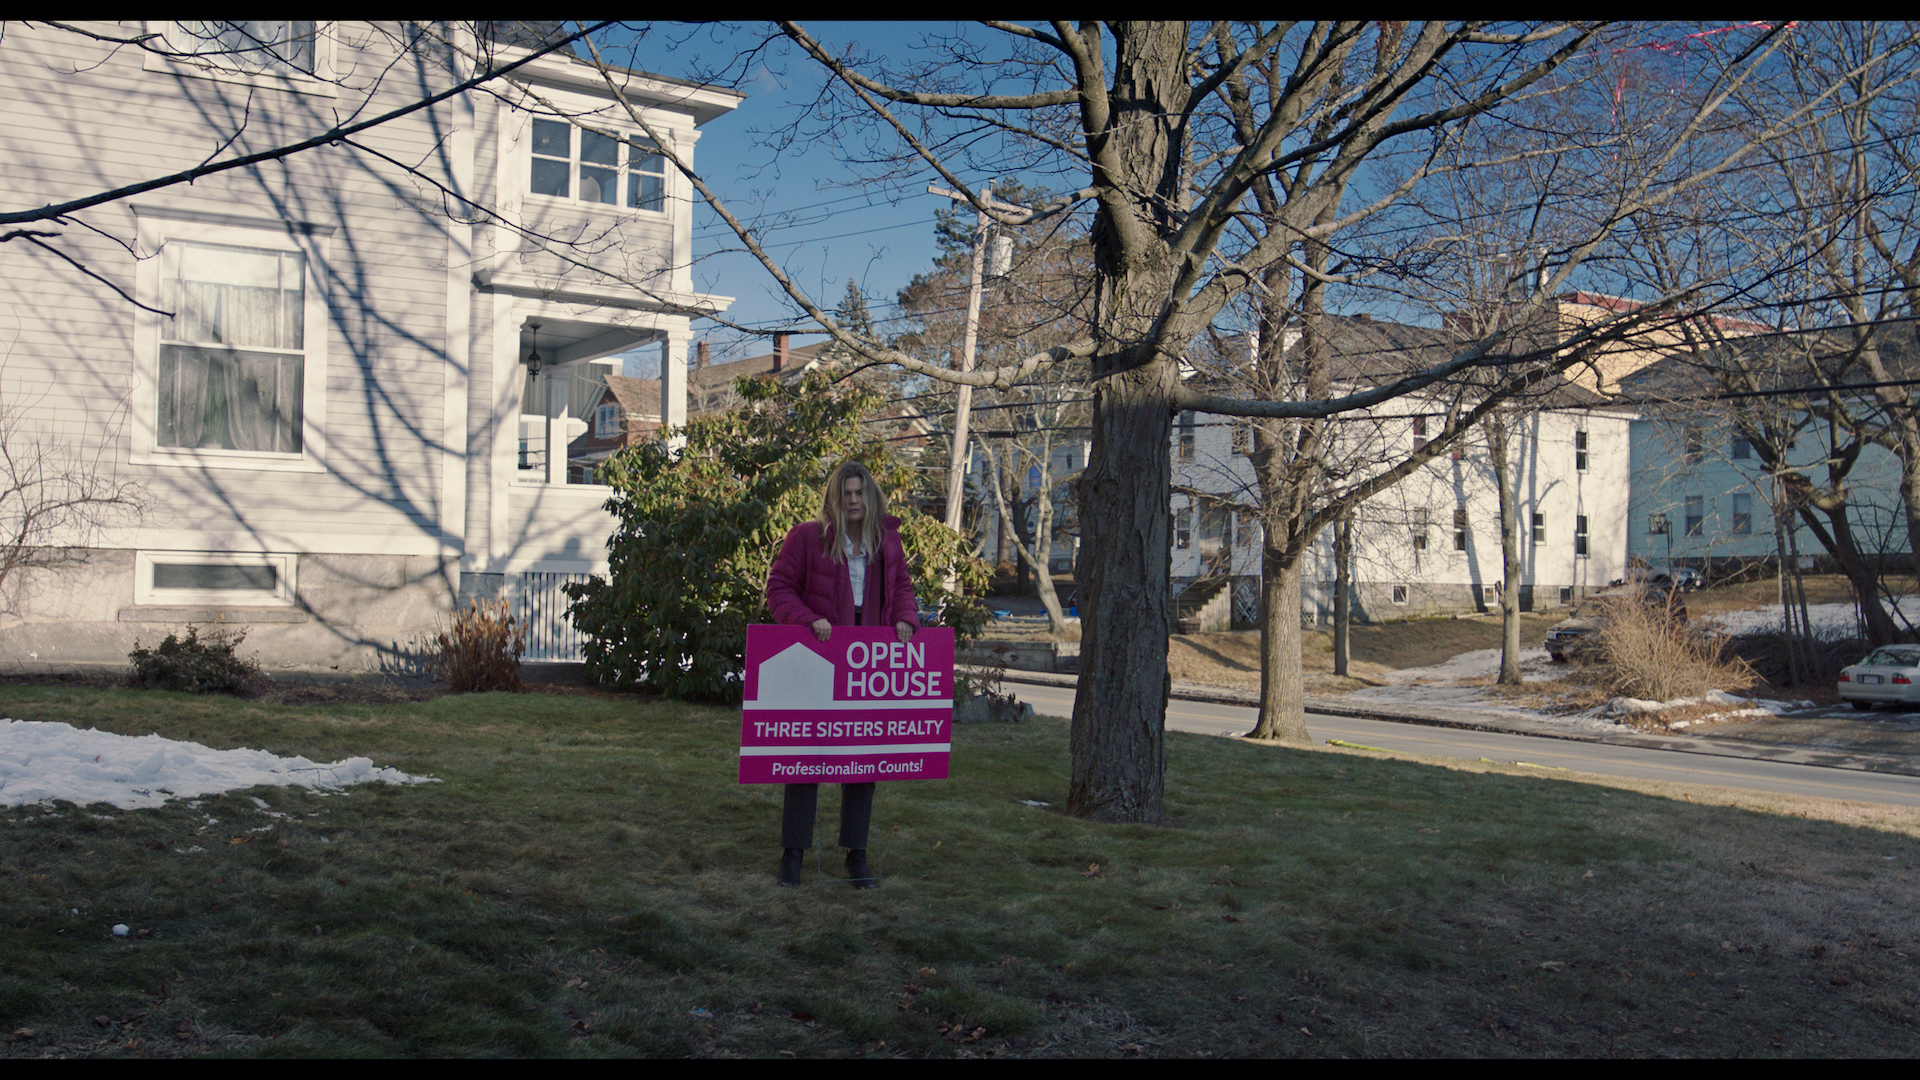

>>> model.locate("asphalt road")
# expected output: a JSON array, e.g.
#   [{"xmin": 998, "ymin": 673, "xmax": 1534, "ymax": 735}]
[{"xmin": 1010, "ymin": 681, "xmax": 1920, "ymax": 809}]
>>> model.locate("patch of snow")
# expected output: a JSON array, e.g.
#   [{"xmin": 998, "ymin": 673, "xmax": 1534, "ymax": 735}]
[
  {"xmin": 0, "ymin": 719, "xmax": 437, "ymax": 811},
  {"xmin": 1701, "ymin": 596, "xmax": 1920, "ymax": 637},
  {"xmin": 1370, "ymin": 646, "xmax": 1557, "ymax": 685}
]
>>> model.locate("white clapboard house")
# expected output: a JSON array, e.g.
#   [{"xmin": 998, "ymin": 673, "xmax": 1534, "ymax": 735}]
[{"xmin": 0, "ymin": 21, "xmax": 739, "ymax": 672}]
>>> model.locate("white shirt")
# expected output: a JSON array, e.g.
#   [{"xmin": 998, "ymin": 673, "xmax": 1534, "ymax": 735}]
[{"xmin": 844, "ymin": 535, "xmax": 869, "ymax": 607}]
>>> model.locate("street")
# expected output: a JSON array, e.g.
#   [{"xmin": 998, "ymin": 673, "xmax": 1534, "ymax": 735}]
[{"xmin": 1009, "ymin": 681, "xmax": 1920, "ymax": 809}]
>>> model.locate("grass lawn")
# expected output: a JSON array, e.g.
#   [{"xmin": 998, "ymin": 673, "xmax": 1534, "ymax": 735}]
[{"xmin": 3, "ymin": 682, "xmax": 1919, "ymax": 1057}]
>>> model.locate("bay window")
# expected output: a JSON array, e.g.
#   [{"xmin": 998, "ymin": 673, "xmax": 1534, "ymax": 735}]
[{"xmin": 529, "ymin": 118, "xmax": 668, "ymax": 212}]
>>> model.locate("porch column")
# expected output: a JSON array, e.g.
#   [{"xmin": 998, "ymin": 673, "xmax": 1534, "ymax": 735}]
[{"xmin": 660, "ymin": 328, "xmax": 690, "ymax": 450}]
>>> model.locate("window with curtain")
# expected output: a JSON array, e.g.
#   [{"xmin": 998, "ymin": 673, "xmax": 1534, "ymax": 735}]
[
  {"xmin": 156, "ymin": 241, "xmax": 306, "ymax": 454},
  {"xmin": 166, "ymin": 21, "xmax": 317, "ymax": 75}
]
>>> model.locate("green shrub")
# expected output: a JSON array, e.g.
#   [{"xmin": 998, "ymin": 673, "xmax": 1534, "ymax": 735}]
[
  {"xmin": 566, "ymin": 371, "xmax": 990, "ymax": 703},
  {"xmin": 434, "ymin": 597, "xmax": 527, "ymax": 693},
  {"xmin": 125, "ymin": 624, "xmax": 262, "ymax": 695}
]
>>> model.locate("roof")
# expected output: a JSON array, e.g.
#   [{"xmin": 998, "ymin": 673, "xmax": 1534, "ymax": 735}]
[
  {"xmin": 1615, "ymin": 320, "xmax": 1920, "ymax": 402},
  {"xmin": 1191, "ymin": 313, "xmax": 1612, "ymax": 410},
  {"xmin": 690, "ymin": 339, "xmax": 834, "ymax": 390},
  {"xmin": 603, "ymin": 374, "xmax": 661, "ymax": 417}
]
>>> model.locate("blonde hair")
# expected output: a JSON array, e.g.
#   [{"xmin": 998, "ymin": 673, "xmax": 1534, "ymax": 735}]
[{"xmin": 820, "ymin": 460, "xmax": 885, "ymax": 564}]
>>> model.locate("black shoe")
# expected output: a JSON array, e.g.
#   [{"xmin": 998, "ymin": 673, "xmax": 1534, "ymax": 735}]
[
  {"xmin": 845, "ymin": 848, "xmax": 879, "ymax": 890},
  {"xmin": 778, "ymin": 847, "xmax": 804, "ymax": 887}
]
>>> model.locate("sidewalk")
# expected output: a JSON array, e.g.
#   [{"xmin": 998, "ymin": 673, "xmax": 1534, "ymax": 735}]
[{"xmin": 992, "ymin": 666, "xmax": 1920, "ymax": 780}]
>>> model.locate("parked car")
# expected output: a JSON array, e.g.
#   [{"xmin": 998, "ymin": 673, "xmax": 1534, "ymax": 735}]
[
  {"xmin": 1620, "ymin": 566, "xmax": 1703, "ymax": 592},
  {"xmin": 1838, "ymin": 644, "xmax": 1920, "ymax": 711},
  {"xmin": 1655, "ymin": 567, "xmax": 1703, "ymax": 591},
  {"xmin": 1545, "ymin": 583, "xmax": 1689, "ymax": 662}
]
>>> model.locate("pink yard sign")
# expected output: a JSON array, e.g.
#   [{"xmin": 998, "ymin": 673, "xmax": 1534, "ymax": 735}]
[{"xmin": 739, "ymin": 624, "xmax": 955, "ymax": 785}]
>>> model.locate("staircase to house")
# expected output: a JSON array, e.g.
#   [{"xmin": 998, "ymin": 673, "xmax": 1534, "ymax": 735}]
[{"xmin": 1171, "ymin": 577, "xmax": 1231, "ymax": 634}]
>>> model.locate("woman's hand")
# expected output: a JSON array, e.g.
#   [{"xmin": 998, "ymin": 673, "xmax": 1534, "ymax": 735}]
[
  {"xmin": 811, "ymin": 619, "xmax": 831, "ymax": 642},
  {"xmin": 896, "ymin": 621, "xmax": 915, "ymax": 644}
]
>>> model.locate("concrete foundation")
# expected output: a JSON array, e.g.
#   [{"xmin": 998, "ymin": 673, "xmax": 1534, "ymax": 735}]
[{"xmin": 0, "ymin": 550, "xmax": 458, "ymax": 676}]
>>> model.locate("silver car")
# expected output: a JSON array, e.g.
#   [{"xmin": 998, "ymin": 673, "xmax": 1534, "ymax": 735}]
[{"xmin": 1838, "ymin": 645, "xmax": 1920, "ymax": 711}]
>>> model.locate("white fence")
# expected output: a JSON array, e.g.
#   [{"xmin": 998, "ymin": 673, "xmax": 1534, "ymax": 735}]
[{"xmin": 513, "ymin": 572, "xmax": 594, "ymax": 662}]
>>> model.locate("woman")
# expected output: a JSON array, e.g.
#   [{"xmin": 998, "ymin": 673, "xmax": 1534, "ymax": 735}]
[{"xmin": 764, "ymin": 460, "xmax": 919, "ymax": 888}]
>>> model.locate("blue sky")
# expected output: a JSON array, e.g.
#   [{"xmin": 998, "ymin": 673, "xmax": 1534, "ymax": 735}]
[{"xmin": 593, "ymin": 22, "xmax": 1020, "ymax": 371}]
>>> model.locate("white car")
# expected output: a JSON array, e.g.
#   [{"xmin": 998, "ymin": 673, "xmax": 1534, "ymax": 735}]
[{"xmin": 1838, "ymin": 645, "xmax": 1920, "ymax": 711}]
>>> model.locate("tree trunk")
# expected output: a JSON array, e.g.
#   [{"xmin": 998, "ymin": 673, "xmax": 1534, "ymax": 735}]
[
  {"xmin": 1332, "ymin": 512, "xmax": 1352, "ymax": 678},
  {"xmin": 1066, "ymin": 21, "xmax": 1188, "ymax": 824},
  {"xmin": 1803, "ymin": 502, "xmax": 1898, "ymax": 644},
  {"xmin": 1489, "ymin": 417, "xmax": 1523, "ymax": 684},
  {"xmin": 1247, "ymin": 542, "xmax": 1311, "ymax": 742},
  {"xmin": 1070, "ymin": 365, "xmax": 1178, "ymax": 820}
]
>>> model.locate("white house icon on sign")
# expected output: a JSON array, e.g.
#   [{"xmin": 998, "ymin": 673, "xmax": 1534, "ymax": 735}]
[{"xmin": 752, "ymin": 643, "xmax": 836, "ymax": 708}]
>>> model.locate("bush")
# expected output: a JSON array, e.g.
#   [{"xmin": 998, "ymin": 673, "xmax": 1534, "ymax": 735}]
[
  {"xmin": 126, "ymin": 625, "xmax": 261, "ymax": 696},
  {"xmin": 434, "ymin": 597, "xmax": 527, "ymax": 693},
  {"xmin": 1598, "ymin": 587, "xmax": 1753, "ymax": 701},
  {"xmin": 565, "ymin": 371, "xmax": 990, "ymax": 704},
  {"xmin": 1728, "ymin": 629, "xmax": 1866, "ymax": 689}
]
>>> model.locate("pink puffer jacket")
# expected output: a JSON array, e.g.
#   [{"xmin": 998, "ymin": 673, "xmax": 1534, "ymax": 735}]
[{"xmin": 765, "ymin": 516, "xmax": 920, "ymax": 629}]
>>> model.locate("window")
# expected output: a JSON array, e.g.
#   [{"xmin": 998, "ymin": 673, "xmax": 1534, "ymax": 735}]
[
  {"xmin": 165, "ymin": 20, "xmax": 316, "ymax": 75},
  {"xmin": 1532, "ymin": 512, "xmax": 1546, "ymax": 546},
  {"xmin": 1575, "ymin": 515, "xmax": 1590, "ymax": 557},
  {"xmin": 1176, "ymin": 506, "xmax": 1192, "ymax": 549},
  {"xmin": 1732, "ymin": 434, "xmax": 1754, "ymax": 460},
  {"xmin": 1685, "ymin": 495, "xmax": 1704, "ymax": 537},
  {"xmin": 1451, "ymin": 444, "xmax": 1463, "ymax": 462},
  {"xmin": 133, "ymin": 211, "xmax": 329, "ymax": 471},
  {"xmin": 1413, "ymin": 415, "xmax": 1428, "ymax": 450},
  {"xmin": 1412, "ymin": 507, "xmax": 1429, "ymax": 551},
  {"xmin": 1684, "ymin": 424, "xmax": 1705, "ymax": 465},
  {"xmin": 135, "ymin": 551, "xmax": 297, "ymax": 607},
  {"xmin": 1731, "ymin": 493, "xmax": 1752, "ymax": 535},
  {"xmin": 156, "ymin": 241, "xmax": 306, "ymax": 454},
  {"xmin": 1648, "ymin": 513, "xmax": 1669, "ymax": 535},
  {"xmin": 529, "ymin": 118, "xmax": 668, "ymax": 212},
  {"xmin": 1575, "ymin": 429, "xmax": 1588, "ymax": 471},
  {"xmin": 595, "ymin": 402, "xmax": 621, "ymax": 439},
  {"xmin": 1391, "ymin": 584, "xmax": 1410, "ymax": 605},
  {"xmin": 143, "ymin": 21, "xmax": 336, "ymax": 97},
  {"xmin": 1178, "ymin": 410, "xmax": 1196, "ymax": 461},
  {"xmin": 1454, "ymin": 507, "xmax": 1469, "ymax": 551},
  {"xmin": 1560, "ymin": 587, "xmax": 1574, "ymax": 605},
  {"xmin": 1231, "ymin": 419, "xmax": 1252, "ymax": 456},
  {"xmin": 1235, "ymin": 512, "xmax": 1252, "ymax": 546}
]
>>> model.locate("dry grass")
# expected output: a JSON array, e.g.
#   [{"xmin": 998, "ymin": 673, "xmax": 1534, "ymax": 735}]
[
  {"xmin": 1597, "ymin": 589, "xmax": 1753, "ymax": 702},
  {"xmin": 1165, "ymin": 614, "xmax": 1567, "ymax": 694},
  {"xmin": 5, "ymin": 682, "xmax": 1920, "ymax": 1056},
  {"xmin": 433, "ymin": 597, "xmax": 528, "ymax": 694}
]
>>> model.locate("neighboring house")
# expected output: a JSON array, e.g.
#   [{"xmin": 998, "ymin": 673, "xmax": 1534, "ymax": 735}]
[
  {"xmin": 564, "ymin": 374, "xmax": 664, "ymax": 484},
  {"xmin": 968, "ymin": 434, "xmax": 1089, "ymax": 575},
  {"xmin": 1172, "ymin": 311, "xmax": 1642, "ymax": 628},
  {"xmin": 0, "ymin": 21, "xmax": 740, "ymax": 672},
  {"xmin": 1619, "ymin": 327, "xmax": 1916, "ymax": 574}
]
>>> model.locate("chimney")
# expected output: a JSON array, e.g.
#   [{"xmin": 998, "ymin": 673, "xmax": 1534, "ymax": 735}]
[
  {"xmin": 696, "ymin": 341, "xmax": 709, "ymax": 369},
  {"xmin": 774, "ymin": 332, "xmax": 790, "ymax": 372}
]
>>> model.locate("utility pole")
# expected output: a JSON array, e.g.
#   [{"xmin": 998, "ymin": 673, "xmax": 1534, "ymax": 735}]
[{"xmin": 928, "ymin": 182, "xmax": 1027, "ymax": 538}]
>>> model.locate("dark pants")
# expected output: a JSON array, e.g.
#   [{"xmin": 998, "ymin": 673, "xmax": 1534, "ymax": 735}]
[
  {"xmin": 780, "ymin": 604, "xmax": 876, "ymax": 850},
  {"xmin": 781, "ymin": 782, "xmax": 875, "ymax": 850}
]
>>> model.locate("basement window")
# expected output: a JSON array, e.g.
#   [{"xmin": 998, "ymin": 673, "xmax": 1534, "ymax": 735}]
[
  {"xmin": 1391, "ymin": 584, "xmax": 1409, "ymax": 605},
  {"xmin": 136, "ymin": 552, "xmax": 297, "ymax": 607}
]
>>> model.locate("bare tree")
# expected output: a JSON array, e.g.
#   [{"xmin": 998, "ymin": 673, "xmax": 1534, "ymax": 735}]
[
  {"xmin": 0, "ymin": 382, "xmax": 149, "ymax": 614},
  {"xmin": 570, "ymin": 21, "xmax": 1900, "ymax": 822}
]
